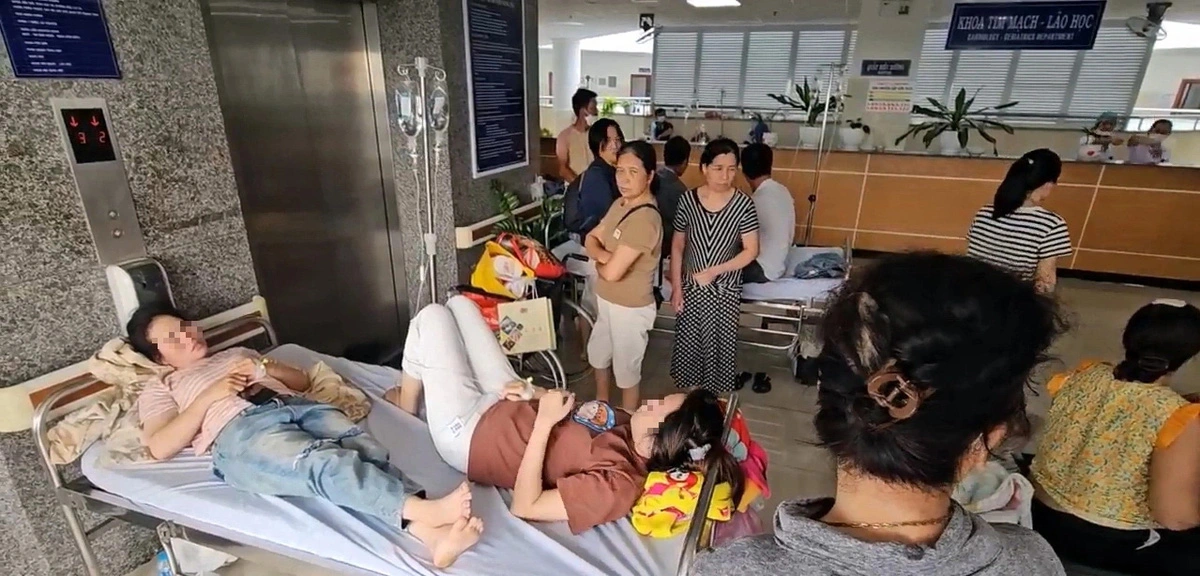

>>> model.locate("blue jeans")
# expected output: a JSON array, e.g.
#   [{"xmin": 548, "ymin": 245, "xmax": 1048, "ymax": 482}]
[{"xmin": 211, "ymin": 397, "xmax": 422, "ymax": 527}]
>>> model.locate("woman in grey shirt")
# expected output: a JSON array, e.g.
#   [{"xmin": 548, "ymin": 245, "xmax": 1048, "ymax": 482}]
[{"xmin": 695, "ymin": 252, "xmax": 1068, "ymax": 576}]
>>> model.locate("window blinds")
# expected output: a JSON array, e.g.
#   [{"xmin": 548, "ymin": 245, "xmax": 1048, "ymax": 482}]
[{"xmin": 652, "ymin": 31, "xmax": 698, "ymax": 107}]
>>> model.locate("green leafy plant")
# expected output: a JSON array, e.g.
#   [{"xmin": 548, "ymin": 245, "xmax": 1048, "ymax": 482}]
[
  {"xmin": 844, "ymin": 117, "xmax": 871, "ymax": 134},
  {"xmin": 894, "ymin": 88, "xmax": 1018, "ymax": 155},
  {"xmin": 767, "ymin": 78, "xmax": 837, "ymax": 126},
  {"xmin": 599, "ymin": 97, "xmax": 619, "ymax": 117},
  {"xmin": 491, "ymin": 180, "xmax": 538, "ymax": 238}
]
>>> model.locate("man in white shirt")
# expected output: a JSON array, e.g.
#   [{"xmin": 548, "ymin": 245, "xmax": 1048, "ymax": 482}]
[{"xmin": 741, "ymin": 143, "xmax": 795, "ymax": 283}]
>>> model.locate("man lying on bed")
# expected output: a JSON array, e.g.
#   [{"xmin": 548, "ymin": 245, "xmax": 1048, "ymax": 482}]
[
  {"xmin": 126, "ymin": 303, "xmax": 482, "ymax": 568},
  {"xmin": 383, "ymin": 295, "xmax": 744, "ymax": 534}
]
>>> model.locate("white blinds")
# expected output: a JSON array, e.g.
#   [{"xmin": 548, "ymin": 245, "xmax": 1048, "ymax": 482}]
[
  {"xmin": 653, "ymin": 26, "xmax": 851, "ymax": 109},
  {"xmin": 1071, "ymin": 27, "xmax": 1151, "ymax": 118},
  {"xmin": 793, "ymin": 29, "xmax": 848, "ymax": 88},
  {"xmin": 914, "ymin": 23, "xmax": 1153, "ymax": 123},
  {"xmin": 696, "ymin": 32, "xmax": 746, "ymax": 106},
  {"xmin": 742, "ymin": 31, "xmax": 795, "ymax": 109},
  {"xmin": 652, "ymin": 31, "xmax": 699, "ymax": 107}
]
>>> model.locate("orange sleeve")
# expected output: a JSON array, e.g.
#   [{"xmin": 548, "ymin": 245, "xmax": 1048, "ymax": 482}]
[
  {"xmin": 1156, "ymin": 404, "xmax": 1200, "ymax": 449},
  {"xmin": 1047, "ymin": 360, "xmax": 1100, "ymax": 398}
]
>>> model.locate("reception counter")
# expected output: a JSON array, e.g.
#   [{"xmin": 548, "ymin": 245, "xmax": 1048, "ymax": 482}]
[{"xmin": 538, "ymin": 138, "xmax": 1200, "ymax": 282}]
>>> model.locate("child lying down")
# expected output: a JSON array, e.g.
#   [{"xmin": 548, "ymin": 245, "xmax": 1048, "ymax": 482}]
[{"xmin": 126, "ymin": 303, "xmax": 481, "ymax": 568}]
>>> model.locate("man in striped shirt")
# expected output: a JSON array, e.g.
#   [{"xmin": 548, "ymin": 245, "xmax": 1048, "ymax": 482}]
[{"xmin": 130, "ymin": 304, "xmax": 484, "ymax": 567}]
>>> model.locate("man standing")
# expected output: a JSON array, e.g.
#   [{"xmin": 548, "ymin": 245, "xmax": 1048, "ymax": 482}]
[
  {"xmin": 555, "ymin": 89, "xmax": 598, "ymax": 182},
  {"xmin": 655, "ymin": 136, "xmax": 690, "ymax": 257},
  {"xmin": 741, "ymin": 143, "xmax": 794, "ymax": 283}
]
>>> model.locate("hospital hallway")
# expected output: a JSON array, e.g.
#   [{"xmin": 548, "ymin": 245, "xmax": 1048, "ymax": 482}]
[{"xmin": 121, "ymin": 274, "xmax": 1200, "ymax": 576}]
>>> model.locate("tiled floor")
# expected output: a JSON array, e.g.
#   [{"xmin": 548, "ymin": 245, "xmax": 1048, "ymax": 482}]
[{"xmin": 124, "ymin": 275, "xmax": 1199, "ymax": 576}]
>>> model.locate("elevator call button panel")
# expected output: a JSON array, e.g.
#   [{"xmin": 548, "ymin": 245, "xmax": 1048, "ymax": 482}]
[{"xmin": 60, "ymin": 108, "xmax": 116, "ymax": 164}]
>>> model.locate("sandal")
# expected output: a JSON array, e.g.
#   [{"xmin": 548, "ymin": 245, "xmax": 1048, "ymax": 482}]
[
  {"xmin": 752, "ymin": 372, "xmax": 772, "ymax": 394},
  {"xmin": 734, "ymin": 371, "xmax": 752, "ymax": 391}
]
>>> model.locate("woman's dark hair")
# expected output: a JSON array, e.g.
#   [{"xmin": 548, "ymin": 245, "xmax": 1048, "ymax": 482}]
[
  {"xmin": 588, "ymin": 118, "xmax": 623, "ymax": 157},
  {"xmin": 126, "ymin": 302, "xmax": 185, "ymax": 361},
  {"xmin": 647, "ymin": 389, "xmax": 745, "ymax": 503},
  {"xmin": 618, "ymin": 141, "xmax": 660, "ymax": 196},
  {"xmin": 654, "ymin": 107, "xmax": 667, "ymax": 117},
  {"xmin": 663, "ymin": 136, "xmax": 691, "ymax": 167},
  {"xmin": 699, "ymin": 137, "xmax": 740, "ymax": 167},
  {"xmin": 741, "ymin": 143, "xmax": 773, "ymax": 180},
  {"xmin": 813, "ymin": 252, "xmax": 1066, "ymax": 488},
  {"xmin": 1150, "ymin": 119, "xmax": 1173, "ymax": 133},
  {"xmin": 992, "ymin": 148, "xmax": 1061, "ymax": 219},
  {"xmin": 1113, "ymin": 301, "xmax": 1200, "ymax": 383}
]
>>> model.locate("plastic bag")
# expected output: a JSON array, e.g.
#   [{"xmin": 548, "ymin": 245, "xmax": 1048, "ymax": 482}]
[
  {"xmin": 710, "ymin": 509, "xmax": 766, "ymax": 548},
  {"xmin": 494, "ymin": 232, "xmax": 565, "ymax": 280},
  {"xmin": 470, "ymin": 240, "xmax": 535, "ymax": 299}
]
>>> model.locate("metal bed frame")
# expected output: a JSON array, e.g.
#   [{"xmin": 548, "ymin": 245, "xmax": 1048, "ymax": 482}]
[
  {"xmin": 29, "ymin": 303, "xmax": 735, "ymax": 576},
  {"xmin": 654, "ymin": 238, "xmax": 853, "ymax": 356}
]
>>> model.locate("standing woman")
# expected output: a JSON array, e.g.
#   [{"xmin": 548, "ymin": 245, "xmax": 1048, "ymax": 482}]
[
  {"xmin": 584, "ymin": 141, "xmax": 663, "ymax": 411},
  {"xmin": 967, "ymin": 148, "xmax": 1071, "ymax": 293},
  {"xmin": 669, "ymin": 138, "xmax": 760, "ymax": 392}
]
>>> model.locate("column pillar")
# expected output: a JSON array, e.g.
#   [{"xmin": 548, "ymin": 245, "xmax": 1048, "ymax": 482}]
[
  {"xmin": 846, "ymin": 0, "xmax": 932, "ymax": 150},
  {"xmin": 552, "ymin": 38, "xmax": 581, "ymax": 124}
]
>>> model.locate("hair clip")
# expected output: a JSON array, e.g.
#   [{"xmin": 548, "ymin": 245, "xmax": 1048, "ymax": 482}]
[
  {"xmin": 1151, "ymin": 298, "xmax": 1188, "ymax": 308},
  {"xmin": 865, "ymin": 362, "xmax": 928, "ymax": 422},
  {"xmin": 1136, "ymin": 355, "xmax": 1171, "ymax": 372},
  {"xmin": 688, "ymin": 443, "xmax": 711, "ymax": 462}
]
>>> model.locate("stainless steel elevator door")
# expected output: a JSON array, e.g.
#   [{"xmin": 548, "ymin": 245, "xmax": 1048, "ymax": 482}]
[{"xmin": 202, "ymin": 0, "xmax": 406, "ymax": 359}]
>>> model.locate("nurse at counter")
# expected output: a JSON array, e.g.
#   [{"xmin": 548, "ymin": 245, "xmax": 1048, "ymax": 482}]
[
  {"xmin": 1077, "ymin": 112, "xmax": 1125, "ymax": 162},
  {"xmin": 1126, "ymin": 119, "xmax": 1173, "ymax": 165},
  {"xmin": 649, "ymin": 108, "xmax": 674, "ymax": 141}
]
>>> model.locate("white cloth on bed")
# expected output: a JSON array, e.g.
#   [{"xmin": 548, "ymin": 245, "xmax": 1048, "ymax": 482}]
[{"xmin": 81, "ymin": 344, "xmax": 682, "ymax": 576}]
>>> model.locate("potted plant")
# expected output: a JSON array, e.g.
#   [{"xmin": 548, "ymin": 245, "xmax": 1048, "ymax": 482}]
[
  {"xmin": 491, "ymin": 180, "xmax": 537, "ymax": 238},
  {"xmin": 599, "ymin": 97, "xmax": 619, "ymax": 118},
  {"xmin": 894, "ymin": 88, "xmax": 1018, "ymax": 156},
  {"xmin": 838, "ymin": 118, "xmax": 871, "ymax": 151},
  {"xmin": 767, "ymin": 78, "xmax": 835, "ymax": 149}
]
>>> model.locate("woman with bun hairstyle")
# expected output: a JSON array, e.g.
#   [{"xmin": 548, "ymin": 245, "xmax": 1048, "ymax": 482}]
[
  {"xmin": 693, "ymin": 252, "xmax": 1067, "ymax": 576},
  {"xmin": 966, "ymin": 148, "xmax": 1071, "ymax": 293},
  {"xmin": 1032, "ymin": 299, "xmax": 1200, "ymax": 575}
]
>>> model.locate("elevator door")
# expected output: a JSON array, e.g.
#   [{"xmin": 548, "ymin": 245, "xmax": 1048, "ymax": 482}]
[{"xmin": 202, "ymin": 0, "xmax": 406, "ymax": 360}]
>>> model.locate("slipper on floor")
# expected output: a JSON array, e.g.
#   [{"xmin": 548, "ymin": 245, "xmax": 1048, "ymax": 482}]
[
  {"xmin": 752, "ymin": 372, "xmax": 772, "ymax": 394},
  {"xmin": 734, "ymin": 371, "xmax": 752, "ymax": 391}
]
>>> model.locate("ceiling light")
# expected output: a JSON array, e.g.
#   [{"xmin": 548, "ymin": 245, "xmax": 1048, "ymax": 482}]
[
  {"xmin": 553, "ymin": 21, "xmax": 585, "ymax": 26},
  {"xmin": 687, "ymin": 0, "xmax": 740, "ymax": 7}
]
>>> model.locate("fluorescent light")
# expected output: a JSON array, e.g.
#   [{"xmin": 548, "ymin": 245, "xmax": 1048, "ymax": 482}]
[
  {"xmin": 687, "ymin": 0, "xmax": 740, "ymax": 7},
  {"xmin": 553, "ymin": 21, "xmax": 584, "ymax": 26}
]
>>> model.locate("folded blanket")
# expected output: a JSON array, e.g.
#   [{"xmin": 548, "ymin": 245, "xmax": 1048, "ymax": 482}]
[{"xmin": 47, "ymin": 340, "xmax": 371, "ymax": 465}]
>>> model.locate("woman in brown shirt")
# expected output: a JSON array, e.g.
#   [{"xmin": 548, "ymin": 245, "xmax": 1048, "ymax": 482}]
[
  {"xmin": 388, "ymin": 296, "xmax": 742, "ymax": 534},
  {"xmin": 584, "ymin": 141, "xmax": 663, "ymax": 412}
]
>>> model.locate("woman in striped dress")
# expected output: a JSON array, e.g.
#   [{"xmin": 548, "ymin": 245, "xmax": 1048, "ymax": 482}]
[
  {"xmin": 668, "ymin": 138, "xmax": 760, "ymax": 392},
  {"xmin": 966, "ymin": 149, "xmax": 1072, "ymax": 293}
]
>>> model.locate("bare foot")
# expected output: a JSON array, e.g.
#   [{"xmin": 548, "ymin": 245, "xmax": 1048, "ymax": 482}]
[
  {"xmin": 429, "ymin": 481, "xmax": 472, "ymax": 526},
  {"xmin": 433, "ymin": 517, "xmax": 484, "ymax": 569}
]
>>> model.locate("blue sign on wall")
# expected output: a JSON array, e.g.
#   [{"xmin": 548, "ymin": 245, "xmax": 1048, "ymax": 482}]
[
  {"xmin": 946, "ymin": 1, "xmax": 1107, "ymax": 51},
  {"xmin": 861, "ymin": 59, "xmax": 912, "ymax": 77},
  {"xmin": 0, "ymin": 0, "xmax": 120, "ymax": 79},
  {"xmin": 464, "ymin": 0, "xmax": 528, "ymax": 178}
]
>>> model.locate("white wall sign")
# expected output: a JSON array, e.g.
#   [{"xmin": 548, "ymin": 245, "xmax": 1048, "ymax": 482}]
[
  {"xmin": 866, "ymin": 79, "xmax": 914, "ymax": 113},
  {"xmin": 463, "ymin": 0, "xmax": 530, "ymax": 178}
]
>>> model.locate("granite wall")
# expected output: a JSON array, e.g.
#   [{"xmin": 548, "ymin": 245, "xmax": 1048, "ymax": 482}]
[{"xmin": 0, "ymin": 1, "xmax": 257, "ymax": 574}]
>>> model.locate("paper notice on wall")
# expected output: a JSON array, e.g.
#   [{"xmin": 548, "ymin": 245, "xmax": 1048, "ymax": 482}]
[{"xmin": 866, "ymin": 80, "xmax": 914, "ymax": 114}]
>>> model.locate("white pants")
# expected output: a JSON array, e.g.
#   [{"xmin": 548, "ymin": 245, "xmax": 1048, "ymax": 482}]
[
  {"xmin": 401, "ymin": 296, "xmax": 519, "ymax": 472},
  {"xmin": 587, "ymin": 296, "xmax": 656, "ymax": 389}
]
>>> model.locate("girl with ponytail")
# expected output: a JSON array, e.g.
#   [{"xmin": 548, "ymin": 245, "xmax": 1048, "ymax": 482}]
[
  {"xmin": 967, "ymin": 149, "xmax": 1071, "ymax": 293},
  {"xmin": 1032, "ymin": 299, "xmax": 1200, "ymax": 573}
]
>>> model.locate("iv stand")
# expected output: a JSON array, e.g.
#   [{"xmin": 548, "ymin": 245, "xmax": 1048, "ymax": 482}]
[
  {"xmin": 802, "ymin": 62, "xmax": 847, "ymax": 247},
  {"xmin": 397, "ymin": 57, "xmax": 449, "ymax": 306}
]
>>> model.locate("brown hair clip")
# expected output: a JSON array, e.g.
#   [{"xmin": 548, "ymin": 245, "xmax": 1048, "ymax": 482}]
[{"xmin": 865, "ymin": 363, "xmax": 929, "ymax": 422}]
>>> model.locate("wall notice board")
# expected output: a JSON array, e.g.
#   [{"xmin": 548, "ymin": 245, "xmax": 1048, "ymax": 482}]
[
  {"xmin": 463, "ymin": 0, "xmax": 529, "ymax": 178},
  {"xmin": 0, "ymin": 0, "xmax": 120, "ymax": 79}
]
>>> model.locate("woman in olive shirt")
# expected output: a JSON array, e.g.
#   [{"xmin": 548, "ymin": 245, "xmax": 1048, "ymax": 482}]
[{"xmin": 584, "ymin": 141, "xmax": 663, "ymax": 411}]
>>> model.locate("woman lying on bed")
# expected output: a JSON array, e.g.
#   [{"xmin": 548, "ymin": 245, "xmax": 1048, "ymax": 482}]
[
  {"xmin": 126, "ymin": 303, "xmax": 482, "ymax": 568},
  {"xmin": 385, "ymin": 295, "xmax": 743, "ymax": 534}
]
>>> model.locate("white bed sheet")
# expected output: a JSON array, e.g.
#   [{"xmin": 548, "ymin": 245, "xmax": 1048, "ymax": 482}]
[{"xmin": 81, "ymin": 344, "xmax": 683, "ymax": 576}]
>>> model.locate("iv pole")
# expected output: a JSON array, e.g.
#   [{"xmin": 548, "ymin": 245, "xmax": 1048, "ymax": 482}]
[
  {"xmin": 397, "ymin": 57, "xmax": 449, "ymax": 306},
  {"xmin": 802, "ymin": 62, "xmax": 847, "ymax": 247}
]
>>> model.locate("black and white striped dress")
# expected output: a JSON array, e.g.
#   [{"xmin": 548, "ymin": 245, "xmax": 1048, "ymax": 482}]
[
  {"xmin": 671, "ymin": 189, "xmax": 760, "ymax": 392},
  {"xmin": 966, "ymin": 205, "xmax": 1072, "ymax": 281}
]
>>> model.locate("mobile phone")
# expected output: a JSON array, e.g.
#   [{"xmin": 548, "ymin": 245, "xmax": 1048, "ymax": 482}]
[{"xmin": 239, "ymin": 383, "xmax": 279, "ymax": 406}]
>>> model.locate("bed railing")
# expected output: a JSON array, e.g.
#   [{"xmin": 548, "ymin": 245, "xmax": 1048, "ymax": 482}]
[
  {"xmin": 677, "ymin": 392, "xmax": 741, "ymax": 575},
  {"xmin": 28, "ymin": 307, "xmax": 276, "ymax": 576}
]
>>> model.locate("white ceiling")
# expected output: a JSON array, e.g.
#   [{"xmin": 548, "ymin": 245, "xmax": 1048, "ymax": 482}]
[{"xmin": 538, "ymin": 0, "xmax": 1200, "ymax": 41}]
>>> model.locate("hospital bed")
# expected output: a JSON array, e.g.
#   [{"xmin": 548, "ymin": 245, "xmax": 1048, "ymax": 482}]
[{"xmin": 23, "ymin": 300, "xmax": 737, "ymax": 576}]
